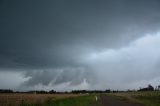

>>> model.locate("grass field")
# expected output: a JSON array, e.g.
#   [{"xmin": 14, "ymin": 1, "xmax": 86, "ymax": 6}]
[
  {"xmin": 0, "ymin": 93, "xmax": 96, "ymax": 106},
  {"xmin": 45, "ymin": 95, "xmax": 97, "ymax": 106},
  {"xmin": 0, "ymin": 93, "xmax": 84, "ymax": 106},
  {"xmin": 110, "ymin": 91, "xmax": 160, "ymax": 106},
  {"xmin": 2, "ymin": 92, "xmax": 159, "ymax": 106}
]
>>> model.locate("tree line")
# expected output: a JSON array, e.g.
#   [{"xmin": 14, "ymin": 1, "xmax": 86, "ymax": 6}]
[{"xmin": 0, "ymin": 84, "xmax": 160, "ymax": 94}]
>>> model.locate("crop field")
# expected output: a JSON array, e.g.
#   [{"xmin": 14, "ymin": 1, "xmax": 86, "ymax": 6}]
[
  {"xmin": 0, "ymin": 93, "xmax": 87, "ymax": 106},
  {"xmin": 110, "ymin": 91, "xmax": 160, "ymax": 106}
]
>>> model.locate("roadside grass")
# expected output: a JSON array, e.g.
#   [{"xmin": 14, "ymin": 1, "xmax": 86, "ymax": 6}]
[
  {"xmin": 109, "ymin": 91, "xmax": 160, "ymax": 106},
  {"xmin": 20, "ymin": 94, "xmax": 97, "ymax": 106},
  {"xmin": 132, "ymin": 91, "xmax": 160, "ymax": 106}
]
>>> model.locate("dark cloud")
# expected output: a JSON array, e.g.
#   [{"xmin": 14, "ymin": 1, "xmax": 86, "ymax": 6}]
[{"xmin": 1, "ymin": 0, "xmax": 160, "ymax": 90}]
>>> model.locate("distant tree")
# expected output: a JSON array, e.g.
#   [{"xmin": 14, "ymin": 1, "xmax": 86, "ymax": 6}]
[
  {"xmin": 148, "ymin": 84, "xmax": 154, "ymax": 91},
  {"xmin": 138, "ymin": 84, "xmax": 154, "ymax": 91},
  {"xmin": 0, "ymin": 89, "xmax": 13, "ymax": 93},
  {"xmin": 105, "ymin": 89, "xmax": 111, "ymax": 93},
  {"xmin": 158, "ymin": 85, "xmax": 160, "ymax": 91},
  {"xmin": 49, "ymin": 90, "xmax": 56, "ymax": 94}
]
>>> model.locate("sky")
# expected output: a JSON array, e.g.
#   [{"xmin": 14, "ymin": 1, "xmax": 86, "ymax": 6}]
[{"xmin": 1, "ymin": 0, "xmax": 160, "ymax": 91}]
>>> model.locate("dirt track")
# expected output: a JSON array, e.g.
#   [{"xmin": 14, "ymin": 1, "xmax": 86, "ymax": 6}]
[{"xmin": 97, "ymin": 94, "xmax": 143, "ymax": 106}]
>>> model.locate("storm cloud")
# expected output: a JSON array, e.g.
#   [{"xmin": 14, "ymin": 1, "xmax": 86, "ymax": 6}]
[{"xmin": 1, "ymin": 0, "xmax": 160, "ymax": 90}]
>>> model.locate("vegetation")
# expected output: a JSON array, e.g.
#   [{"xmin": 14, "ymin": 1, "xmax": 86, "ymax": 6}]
[
  {"xmin": 110, "ymin": 91, "xmax": 160, "ymax": 106},
  {"xmin": 45, "ymin": 95, "xmax": 97, "ymax": 106},
  {"xmin": 0, "ymin": 84, "xmax": 160, "ymax": 106},
  {"xmin": 138, "ymin": 84, "xmax": 154, "ymax": 91},
  {"xmin": 132, "ymin": 91, "xmax": 160, "ymax": 106},
  {"xmin": 19, "ymin": 94, "xmax": 96, "ymax": 106},
  {"xmin": 0, "ymin": 93, "xmax": 82, "ymax": 106}
]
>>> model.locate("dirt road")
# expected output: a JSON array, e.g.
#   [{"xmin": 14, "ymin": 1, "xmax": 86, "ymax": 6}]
[{"xmin": 97, "ymin": 94, "xmax": 143, "ymax": 106}]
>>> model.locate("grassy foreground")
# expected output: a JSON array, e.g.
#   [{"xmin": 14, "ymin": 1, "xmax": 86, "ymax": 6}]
[
  {"xmin": 21, "ymin": 94, "xmax": 97, "ymax": 106},
  {"xmin": 46, "ymin": 95, "xmax": 96, "ymax": 106},
  {"xmin": 133, "ymin": 91, "xmax": 160, "ymax": 106},
  {"xmin": 110, "ymin": 91, "xmax": 160, "ymax": 106}
]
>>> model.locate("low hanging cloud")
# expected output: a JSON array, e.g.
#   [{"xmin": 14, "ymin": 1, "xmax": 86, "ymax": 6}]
[{"xmin": 20, "ymin": 67, "xmax": 97, "ymax": 91}]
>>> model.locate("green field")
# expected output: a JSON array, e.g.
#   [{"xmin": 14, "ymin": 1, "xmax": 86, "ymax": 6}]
[
  {"xmin": 21, "ymin": 94, "xmax": 97, "ymax": 106},
  {"xmin": 46, "ymin": 95, "xmax": 96, "ymax": 106}
]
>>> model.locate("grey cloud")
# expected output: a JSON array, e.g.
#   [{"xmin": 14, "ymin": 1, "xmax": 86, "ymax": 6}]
[
  {"xmin": 1, "ymin": 0, "xmax": 160, "ymax": 69},
  {"xmin": 84, "ymin": 33, "xmax": 160, "ymax": 89},
  {"xmin": 21, "ymin": 67, "xmax": 97, "ymax": 89},
  {"xmin": 1, "ymin": 0, "xmax": 160, "ymax": 90}
]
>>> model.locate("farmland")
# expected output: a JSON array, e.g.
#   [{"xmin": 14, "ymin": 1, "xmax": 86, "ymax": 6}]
[
  {"xmin": 0, "ymin": 93, "xmax": 88, "ymax": 106},
  {"xmin": 0, "ymin": 91, "xmax": 160, "ymax": 106}
]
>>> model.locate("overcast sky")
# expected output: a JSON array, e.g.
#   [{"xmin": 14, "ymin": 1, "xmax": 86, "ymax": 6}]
[{"xmin": 1, "ymin": 0, "xmax": 160, "ymax": 91}]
